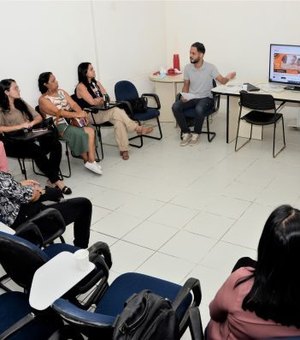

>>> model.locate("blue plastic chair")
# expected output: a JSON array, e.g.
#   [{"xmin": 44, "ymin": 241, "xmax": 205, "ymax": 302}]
[
  {"xmin": 52, "ymin": 272, "xmax": 202, "ymax": 339},
  {"xmin": 114, "ymin": 80, "xmax": 163, "ymax": 148}
]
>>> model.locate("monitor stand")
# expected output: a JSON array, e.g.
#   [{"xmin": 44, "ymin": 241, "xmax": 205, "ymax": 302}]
[{"xmin": 284, "ymin": 85, "xmax": 300, "ymax": 91}]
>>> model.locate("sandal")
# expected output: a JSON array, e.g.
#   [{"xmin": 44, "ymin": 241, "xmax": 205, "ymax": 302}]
[
  {"xmin": 136, "ymin": 125, "xmax": 154, "ymax": 135},
  {"xmin": 120, "ymin": 151, "xmax": 129, "ymax": 160},
  {"xmin": 56, "ymin": 185, "xmax": 72, "ymax": 195}
]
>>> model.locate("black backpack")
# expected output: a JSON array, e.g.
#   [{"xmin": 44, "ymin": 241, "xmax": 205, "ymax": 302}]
[{"xmin": 112, "ymin": 289, "xmax": 180, "ymax": 340}]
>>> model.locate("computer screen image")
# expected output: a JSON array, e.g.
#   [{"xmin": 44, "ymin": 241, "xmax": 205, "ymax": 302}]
[{"xmin": 269, "ymin": 44, "xmax": 300, "ymax": 87}]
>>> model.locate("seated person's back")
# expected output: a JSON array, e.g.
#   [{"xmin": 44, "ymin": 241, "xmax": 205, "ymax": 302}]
[{"xmin": 206, "ymin": 205, "xmax": 300, "ymax": 339}]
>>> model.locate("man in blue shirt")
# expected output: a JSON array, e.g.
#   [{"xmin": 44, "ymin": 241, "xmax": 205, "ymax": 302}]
[{"xmin": 172, "ymin": 42, "xmax": 236, "ymax": 146}]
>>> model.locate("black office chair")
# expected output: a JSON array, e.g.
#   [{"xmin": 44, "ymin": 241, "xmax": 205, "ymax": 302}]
[
  {"xmin": 114, "ymin": 80, "xmax": 163, "ymax": 148},
  {"xmin": 178, "ymin": 79, "xmax": 220, "ymax": 142},
  {"xmin": 235, "ymin": 91, "xmax": 286, "ymax": 158}
]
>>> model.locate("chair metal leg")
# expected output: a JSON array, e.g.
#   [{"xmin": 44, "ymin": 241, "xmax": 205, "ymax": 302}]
[
  {"xmin": 17, "ymin": 158, "xmax": 27, "ymax": 179},
  {"xmin": 63, "ymin": 142, "xmax": 72, "ymax": 178},
  {"xmin": 95, "ymin": 146, "xmax": 101, "ymax": 163},
  {"xmin": 235, "ymin": 120, "xmax": 252, "ymax": 152},
  {"xmin": 31, "ymin": 160, "xmax": 44, "ymax": 178},
  {"xmin": 180, "ymin": 116, "xmax": 216, "ymax": 142},
  {"xmin": 201, "ymin": 116, "xmax": 216, "ymax": 142},
  {"xmin": 130, "ymin": 117, "xmax": 163, "ymax": 148},
  {"xmin": 31, "ymin": 157, "xmax": 70, "ymax": 180},
  {"xmin": 129, "ymin": 134, "xmax": 143, "ymax": 148},
  {"xmin": 94, "ymin": 125, "xmax": 104, "ymax": 161},
  {"xmin": 142, "ymin": 117, "xmax": 163, "ymax": 141},
  {"xmin": 90, "ymin": 110, "xmax": 107, "ymax": 160}
]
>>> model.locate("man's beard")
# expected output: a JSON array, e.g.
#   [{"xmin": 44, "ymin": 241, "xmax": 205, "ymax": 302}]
[{"xmin": 190, "ymin": 57, "xmax": 200, "ymax": 64}]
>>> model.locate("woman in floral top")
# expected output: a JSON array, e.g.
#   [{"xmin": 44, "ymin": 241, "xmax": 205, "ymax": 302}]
[{"xmin": 0, "ymin": 171, "xmax": 92, "ymax": 248}]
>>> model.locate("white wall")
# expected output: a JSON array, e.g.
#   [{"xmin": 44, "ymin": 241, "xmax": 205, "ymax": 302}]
[
  {"xmin": 90, "ymin": 1, "xmax": 166, "ymax": 95},
  {"xmin": 1, "ymin": 1, "xmax": 300, "ymax": 110},
  {"xmin": 165, "ymin": 1, "xmax": 300, "ymax": 83},
  {"xmin": 0, "ymin": 1, "xmax": 96, "ymax": 106},
  {"xmin": 0, "ymin": 0, "xmax": 166, "ymax": 106}
]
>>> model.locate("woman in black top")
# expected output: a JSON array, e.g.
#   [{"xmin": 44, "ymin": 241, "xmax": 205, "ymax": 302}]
[{"xmin": 74, "ymin": 62, "xmax": 153, "ymax": 160}]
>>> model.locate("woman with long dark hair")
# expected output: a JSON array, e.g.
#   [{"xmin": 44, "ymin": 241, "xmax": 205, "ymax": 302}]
[
  {"xmin": 38, "ymin": 72, "xmax": 102, "ymax": 175},
  {"xmin": 74, "ymin": 62, "xmax": 153, "ymax": 160},
  {"xmin": 206, "ymin": 204, "xmax": 300, "ymax": 339},
  {"xmin": 0, "ymin": 79, "xmax": 71, "ymax": 194}
]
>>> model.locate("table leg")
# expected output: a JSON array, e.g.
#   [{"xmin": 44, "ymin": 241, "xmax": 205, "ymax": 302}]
[
  {"xmin": 226, "ymin": 95, "xmax": 240, "ymax": 143},
  {"xmin": 153, "ymin": 82, "xmax": 176, "ymax": 123}
]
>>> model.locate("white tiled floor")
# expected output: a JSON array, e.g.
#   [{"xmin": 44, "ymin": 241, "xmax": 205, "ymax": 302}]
[{"xmin": 3, "ymin": 110, "xmax": 300, "ymax": 338}]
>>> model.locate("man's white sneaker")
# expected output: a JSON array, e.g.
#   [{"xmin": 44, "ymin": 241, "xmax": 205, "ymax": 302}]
[
  {"xmin": 84, "ymin": 161, "xmax": 103, "ymax": 175},
  {"xmin": 180, "ymin": 133, "xmax": 192, "ymax": 146},
  {"xmin": 189, "ymin": 133, "xmax": 200, "ymax": 146}
]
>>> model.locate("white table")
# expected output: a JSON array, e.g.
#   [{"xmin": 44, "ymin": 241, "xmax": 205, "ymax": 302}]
[
  {"xmin": 149, "ymin": 74, "xmax": 184, "ymax": 122},
  {"xmin": 0, "ymin": 224, "xmax": 15, "ymax": 235},
  {"xmin": 29, "ymin": 251, "xmax": 95, "ymax": 310},
  {"xmin": 212, "ymin": 82, "xmax": 300, "ymax": 143}
]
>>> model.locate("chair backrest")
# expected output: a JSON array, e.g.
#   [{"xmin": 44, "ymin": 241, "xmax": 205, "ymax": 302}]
[
  {"xmin": 114, "ymin": 80, "xmax": 139, "ymax": 101},
  {"xmin": 0, "ymin": 231, "xmax": 49, "ymax": 290},
  {"xmin": 240, "ymin": 91, "xmax": 276, "ymax": 111},
  {"xmin": 70, "ymin": 93, "xmax": 81, "ymax": 106},
  {"xmin": 15, "ymin": 208, "xmax": 66, "ymax": 247},
  {"xmin": 35, "ymin": 105, "xmax": 46, "ymax": 119}
]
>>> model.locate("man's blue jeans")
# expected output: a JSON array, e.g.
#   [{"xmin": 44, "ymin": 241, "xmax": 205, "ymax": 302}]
[{"xmin": 172, "ymin": 97, "xmax": 214, "ymax": 134}]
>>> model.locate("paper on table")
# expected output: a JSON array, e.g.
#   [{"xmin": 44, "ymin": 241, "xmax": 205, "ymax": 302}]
[{"xmin": 180, "ymin": 92, "xmax": 199, "ymax": 101}]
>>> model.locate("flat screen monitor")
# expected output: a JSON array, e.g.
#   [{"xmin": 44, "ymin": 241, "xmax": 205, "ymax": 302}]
[{"xmin": 269, "ymin": 44, "xmax": 300, "ymax": 86}]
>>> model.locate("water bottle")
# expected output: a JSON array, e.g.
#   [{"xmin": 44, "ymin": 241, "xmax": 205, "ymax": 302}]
[
  {"xmin": 173, "ymin": 54, "xmax": 180, "ymax": 71},
  {"xmin": 103, "ymin": 94, "xmax": 110, "ymax": 109}
]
